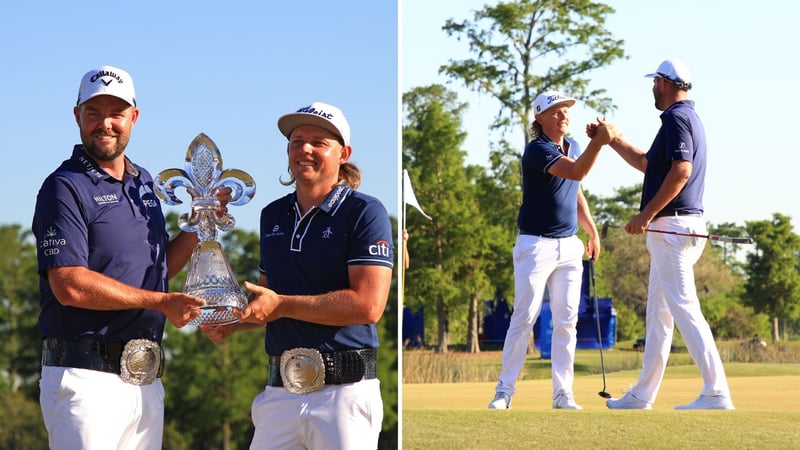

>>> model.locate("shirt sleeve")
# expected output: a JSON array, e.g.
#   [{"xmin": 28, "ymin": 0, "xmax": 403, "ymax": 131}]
[
  {"xmin": 523, "ymin": 140, "xmax": 564, "ymax": 174},
  {"xmin": 33, "ymin": 176, "xmax": 90, "ymax": 272},
  {"xmin": 663, "ymin": 112, "xmax": 695, "ymax": 163},
  {"xmin": 347, "ymin": 198, "xmax": 394, "ymax": 269}
]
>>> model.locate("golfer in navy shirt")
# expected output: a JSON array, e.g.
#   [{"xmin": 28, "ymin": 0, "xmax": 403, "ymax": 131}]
[
  {"xmin": 598, "ymin": 59, "xmax": 734, "ymax": 411},
  {"xmin": 201, "ymin": 102, "xmax": 394, "ymax": 450},
  {"xmin": 488, "ymin": 91, "xmax": 616, "ymax": 411},
  {"xmin": 32, "ymin": 66, "xmax": 218, "ymax": 449}
]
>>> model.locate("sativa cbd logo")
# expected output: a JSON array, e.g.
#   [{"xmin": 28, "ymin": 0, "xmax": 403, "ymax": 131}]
[{"xmin": 41, "ymin": 227, "xmax": 66, "ymax": 256}]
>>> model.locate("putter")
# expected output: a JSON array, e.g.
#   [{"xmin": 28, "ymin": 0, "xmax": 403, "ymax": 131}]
[
  {"xmin": 590, "ymin": 257, "xmax": 611, "ymax": 399},
  {"xmin": 601, "ymin": 221, "xmax": 754, "ymax": 244}
]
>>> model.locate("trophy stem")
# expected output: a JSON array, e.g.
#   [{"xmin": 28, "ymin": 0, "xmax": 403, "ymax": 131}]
[{"xmin": 183, "ymin": 240, "xmax": 248, "ymax": 325}]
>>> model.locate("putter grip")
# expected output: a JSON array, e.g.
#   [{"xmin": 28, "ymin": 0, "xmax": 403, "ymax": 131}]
[{"xmin": 710, "ymin": 236, "xmax": 754, "ymax": 244}]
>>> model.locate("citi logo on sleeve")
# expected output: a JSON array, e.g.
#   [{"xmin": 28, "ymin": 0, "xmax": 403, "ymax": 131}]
[{"xmin": 368, "ymin": 240, "xmax": 391, "ymax": 257}]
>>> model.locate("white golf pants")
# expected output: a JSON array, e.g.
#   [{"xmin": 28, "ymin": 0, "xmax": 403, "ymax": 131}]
[
  {"xmin": 496, "ymin": 234, "xmax": 584, "ymax": 396},
  {"xmin": 39, "ymin": 366, "xmax": 164, "ymax": 450},
  {"xmin": 249, "ymin": 378, "xmax": 383, "ymax": 450},
  {"xmin": 630, "ymin": 215, "xmax": 731, "ymax": 403}
]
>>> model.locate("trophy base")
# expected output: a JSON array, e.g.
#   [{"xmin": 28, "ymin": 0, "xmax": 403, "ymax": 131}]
[
  {"xmin": 188, "ymin": 305, "xmax": 242, "ymax": 326},
  {"xmin": 185, "ymin": 288, "xmax": 248, "ymax": 326}
]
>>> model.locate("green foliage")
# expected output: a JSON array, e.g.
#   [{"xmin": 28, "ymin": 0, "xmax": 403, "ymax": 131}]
[
  {"xmin": 707, "ymin": 221, "xmax": 751, "ymax": 272},
  {"xmin": 611, "ymin": 301, "xmax": 642, "ymax": 341},
  {"xmin": 744, "ymin": 213, "xmax": 800, "ymax": 330},
  {"xmin": 440, "ymin": 0, "xmax": 627, "ymax": 145},
  {"xmin": 403, "ymin": 84, "xmax": 486, "ymax": 352},
  {"xmin": 0, "ymin": 390, "xmax": 48, "ymax": 449},
  {"xmin": 162, "ymin": 326, "xmax": 264, "ymax": 449},
  {"xmin": 0, "ymin": 225, "xmax": 42, "ymax": 397}
]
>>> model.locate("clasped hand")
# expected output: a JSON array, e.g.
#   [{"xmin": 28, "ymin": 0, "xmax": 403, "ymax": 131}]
[{"xmin": 585, "ymin": 117, "xmax": 620, "ymax": 144}]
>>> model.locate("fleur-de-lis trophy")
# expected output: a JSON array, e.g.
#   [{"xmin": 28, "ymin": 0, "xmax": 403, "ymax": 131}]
[{"xmin": 155, "ymin": 133, "xmax": 256, "ymax": 325}]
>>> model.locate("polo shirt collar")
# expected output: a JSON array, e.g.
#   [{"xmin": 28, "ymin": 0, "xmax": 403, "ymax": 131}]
[
  {"xmin": 71, "ymin": 145, "xmax": 140, "ymax": 185},
  {"xmin": 537, "ymin": 133, "xmax": 569, "ymax": 154},
  {"xmin": 291, "ymin": 183, "xmax": 352, "ymax": 216}
]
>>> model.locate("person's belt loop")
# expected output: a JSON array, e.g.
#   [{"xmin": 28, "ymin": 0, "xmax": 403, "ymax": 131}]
[{"xmin": 655, "ymin": 210, "xmax": 703, "ymax": 219}]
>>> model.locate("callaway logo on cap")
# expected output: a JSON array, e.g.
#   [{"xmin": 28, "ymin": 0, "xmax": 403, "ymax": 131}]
[
  {"xmin": 77, "ymin": 65, "xmax": 137, "ymax": 107},
  {"xmin": 277, "ymin": 102, "xmax": 351, "ymax": 146},
  {"xmin": 533, "ymin": 91, "xmax": 576, "ymax": 115}
]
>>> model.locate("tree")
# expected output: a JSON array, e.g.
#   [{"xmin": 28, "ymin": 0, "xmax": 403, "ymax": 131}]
[
  {"xmin": 708, "ymin": 221, "xmax": 751, "ymax": 271},
  {"xmin": 0, "ymin": 225, "xmax": 47, "ymax": 449},
  {"xmin": 0, "ymin": 225, "xmax": 42, "ymax": 397},
  {"xmin": 468, "ymin": 142, "xmax": 520, "ymax": 351},
  {"xmin": 744, "ymin": 213, "xmax": 800, "ymax": 342},
  {"xmin": 403, "ymin": 84, "xmax": 481, "ymax": 353},
  {"xmin": 440, "ymin": 0, "xmax": 626, "ymax": 146}
]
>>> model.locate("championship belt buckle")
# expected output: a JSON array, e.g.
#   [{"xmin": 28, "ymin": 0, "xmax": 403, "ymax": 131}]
[
  {"xmin": 120, "ymin": 339, "xmax": 161, "ymax": 386},
  {"xmin": 280, "ymin": 348, "xmax": 325, "ymax": 394}
]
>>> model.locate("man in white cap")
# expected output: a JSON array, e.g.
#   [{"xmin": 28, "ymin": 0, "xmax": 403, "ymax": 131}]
[
  {"xmin": 200, "ymin": 102, "xmax": 393, "ymax": 449},
  {"xmin": 32, "ymin": 65, "xmax": 228, "ymax": 448},
  {"xmin": 591, "ymin": 59, "xmax": 735, "ymax": 410},
  {"xmin": 488, "ymin": 91, "xmax": 617, "ymax": 410}
]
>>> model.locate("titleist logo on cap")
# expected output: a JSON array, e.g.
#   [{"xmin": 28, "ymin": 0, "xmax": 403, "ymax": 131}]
[{"xmin": 297, "ymin": 106, "xmax": 335, "ymax": 120}]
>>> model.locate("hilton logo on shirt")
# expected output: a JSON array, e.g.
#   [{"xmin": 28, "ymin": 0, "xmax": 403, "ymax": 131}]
[{"xmin": 369, "ymin": 239, "xmax": 391, "ymax": 257}]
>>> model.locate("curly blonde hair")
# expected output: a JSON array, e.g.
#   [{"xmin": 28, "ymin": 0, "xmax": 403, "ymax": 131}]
[{"xmin": 528, "ymin": 121, "xmax": 543, "ymax": 140}]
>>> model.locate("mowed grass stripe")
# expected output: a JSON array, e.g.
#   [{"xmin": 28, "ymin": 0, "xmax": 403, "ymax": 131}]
[
  {"xmin": 402, "ymin": 409, "xmax": 800, "ymax": 449},
  {"xmin": 402, "ymin": 364, "xmax": 800, "ymax": 449}
]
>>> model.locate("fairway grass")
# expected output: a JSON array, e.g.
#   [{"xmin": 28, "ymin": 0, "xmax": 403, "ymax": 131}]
[{"xmin": 402, "ymin": 364, "xmax": 800, "ymax": 449}]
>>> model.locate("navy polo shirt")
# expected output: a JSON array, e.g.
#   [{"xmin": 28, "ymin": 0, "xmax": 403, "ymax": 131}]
[
  {"xmin": 32, "ymin": 145, "xmax": 169, "ymax": 343},
  {"xmin": 642, "ymin": 100, "xmax": 706, "ymax": 214},
  {"xmin": 258, "ymin": 184, "xmax": 394, "ymax": 355},
  {"xmin": 517, "ymin": 134, "xmax": 581, "ymax": 237}
]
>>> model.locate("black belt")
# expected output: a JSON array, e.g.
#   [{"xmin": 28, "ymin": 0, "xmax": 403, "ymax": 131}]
[
  {"xmin": 654, "ymin": 210, "xmax": 702, "ymax": 219},
  {"xmin": 268, "ymin": 348, "xmax": 377, "ymax": 387},
  {"xmin": 41, "ymin": 337, "xmax": 162, "ymax": 378},
  {"xmin": 519, "ymin": 229, "xmax": 571, "ymax": 239}
]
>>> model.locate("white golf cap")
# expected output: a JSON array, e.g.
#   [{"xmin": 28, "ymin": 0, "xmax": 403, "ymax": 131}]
[
  {"xmin": 533, "ymin": 90, "xmax": 576, "ymax": 115},
  {"xmin": 644, "ymin": 59, "xmax": 692, "ymax": 89},
  {"xmin": 77, "ymin": 66, "xmax": 136, "ymax": 107},
  {"xmin": 277, "ymin": 102, "xmax": 351, "ymax": 146}
]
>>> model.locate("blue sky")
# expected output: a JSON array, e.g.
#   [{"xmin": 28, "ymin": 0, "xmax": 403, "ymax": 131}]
[
  {"xmin": 403, "ymin": 0, "xmax": 800, "ymax": 232},
  {"xmin": 0, "ymin": 1, "xmax": 398, "ymax": 233},
  {"xmin": 4, "ymin": 1, "xmax": 799, "ymax": 236}
]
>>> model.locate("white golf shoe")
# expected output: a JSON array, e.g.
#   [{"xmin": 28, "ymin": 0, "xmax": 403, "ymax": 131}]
[
  {"xmin": 674, "ymin": 394, "xmax": 735, "ymax": 410},
  {"xmin": 606, "ymin": 391, "xmax": 653, "ymax": 410},
  {"xmin": 552, "ymin": 390, "xmax": 582, "ymax": 409},
  {"xmin": 488, "ymin": 392, "xmax": 512, "ymax": 409}
]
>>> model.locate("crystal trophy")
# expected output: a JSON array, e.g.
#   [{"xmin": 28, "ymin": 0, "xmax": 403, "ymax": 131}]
[{"xmin": 155, "ymin": 133, "xmax": 256, "ymax": 325}]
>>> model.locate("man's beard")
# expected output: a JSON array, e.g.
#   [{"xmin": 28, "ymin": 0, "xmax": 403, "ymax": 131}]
[{"xmin": 81, "ymin": 131, "xmax": 128, "ymax": 162}]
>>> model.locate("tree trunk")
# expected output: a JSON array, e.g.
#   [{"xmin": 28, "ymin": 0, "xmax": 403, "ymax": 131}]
[
  {"xmin": 436, "ymin": 298, "xmax": 449, "ymax": 353},
  {"xmin": 223, "ymin": 420, "xmax": 231, "ymax": 450},
  {"xmin": 467, "ymin": 292, "xmax": 481, "ymax": 353},
  {"xmin": 772, "ymin": 316, "xmax": 780, "ymax": 343}
]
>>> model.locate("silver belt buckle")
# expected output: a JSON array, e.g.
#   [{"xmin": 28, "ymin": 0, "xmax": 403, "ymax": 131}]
[
  {"xmin": 120, "ymin": 339, "xmax": 161, "ymax": 386},
  {"xmin": 280, "ymin": 348, "xmax": 325, "ymax": 394}
]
